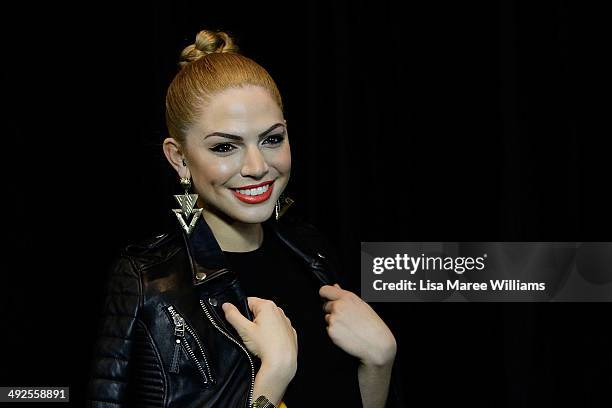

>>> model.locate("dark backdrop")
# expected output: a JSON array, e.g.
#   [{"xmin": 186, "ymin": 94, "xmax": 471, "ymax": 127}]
[{"xmin": 2, "ymin": 1, "xmax": 610, "ymax": 407}]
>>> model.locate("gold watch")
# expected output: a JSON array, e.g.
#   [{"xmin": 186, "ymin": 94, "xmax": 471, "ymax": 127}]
[{"xmin": 252, "ymin": 395, "xmax": 275, "ymax": 408}]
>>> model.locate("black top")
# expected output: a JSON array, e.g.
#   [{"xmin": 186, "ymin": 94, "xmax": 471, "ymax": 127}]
[{"xmin": 223, "ymin": 222, "xmax": 363, "ymax": 407}]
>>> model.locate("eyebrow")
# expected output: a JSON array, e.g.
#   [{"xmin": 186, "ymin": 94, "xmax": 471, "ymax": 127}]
[{"xmin": 203, "ymin": 123, "xmax": 285, "ymax": 141}]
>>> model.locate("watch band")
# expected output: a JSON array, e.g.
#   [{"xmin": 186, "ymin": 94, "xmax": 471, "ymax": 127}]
[{"xmin": 253, "ymin": 395, "xmax": 276, "ymax": 408}]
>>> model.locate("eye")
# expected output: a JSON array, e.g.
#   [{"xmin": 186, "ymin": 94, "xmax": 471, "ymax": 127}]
[
  {"xmin": 263, "ymin": 134, "xmax": 285, "ymax": 146},
  {"xmin": 210, "ymin": 143, "xmax": 236, "ymax": 153}
]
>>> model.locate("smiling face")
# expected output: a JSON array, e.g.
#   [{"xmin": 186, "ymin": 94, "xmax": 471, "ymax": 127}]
[{"xmin": 176, "ymin": 84, "xmax": 291, "ymax": 224}]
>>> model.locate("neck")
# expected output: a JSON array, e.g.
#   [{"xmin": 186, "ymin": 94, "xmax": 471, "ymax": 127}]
[{"xmin": 201, "ymin": 208, "xmax": 263, "ymax": 253}]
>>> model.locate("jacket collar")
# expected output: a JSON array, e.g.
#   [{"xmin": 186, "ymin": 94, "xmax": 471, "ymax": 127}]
[
  {"xmin": 187, "ymin": 214, "xmax": 227, "ymax": 273},
  {"xmin": 179, "ymin": 210, "xmax": 293, "ymax": 285},
  {"xmin": 177, "ymin": 207, "xmax": 335, "ymax": 287}
]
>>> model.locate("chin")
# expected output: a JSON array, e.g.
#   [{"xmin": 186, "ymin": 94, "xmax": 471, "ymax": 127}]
[
  {"xmin": 227, "ymin": 206, "xmax": 275, "ymax": 224},
  {"xmin": 230, "ymin": 214, "xmax": 271, "ymax": 224}
]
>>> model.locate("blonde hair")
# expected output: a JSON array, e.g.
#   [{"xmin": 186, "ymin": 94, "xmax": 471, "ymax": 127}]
[{"xmin": 165, "ymin": 30, "xmax": 284, "ymax": 145}]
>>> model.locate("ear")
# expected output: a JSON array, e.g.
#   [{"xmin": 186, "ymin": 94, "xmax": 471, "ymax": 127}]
[{"xmin": 163, "ymin": 137, "xmax": 189, "ymax": 178}]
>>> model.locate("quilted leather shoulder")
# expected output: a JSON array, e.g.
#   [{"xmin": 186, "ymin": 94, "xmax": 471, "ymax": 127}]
[{"xmin": 121, "ymin": 231, "xmax": 183, "ymax": 272}]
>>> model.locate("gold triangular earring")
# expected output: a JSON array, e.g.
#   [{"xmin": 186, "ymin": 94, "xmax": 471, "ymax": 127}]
[
  {"xmin": 275, "ymin": 193, "xmax": 295, "ymax": 221},
  {"xmin": 172, "ymin": 160, "xmax": 203, "ymax": 235}
]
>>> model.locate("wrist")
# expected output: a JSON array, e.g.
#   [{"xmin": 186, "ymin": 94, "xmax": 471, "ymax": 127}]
[
  {"xmin": 260, "ymin": 358, "xmax": 296, "ymax": 383},
  {"xmin": 254, "ymin": 362, "xmax": 294, "ymax": 405},
  {"xmin": 362, "ymin": 339, "xmax": 397, "ymax": 368}
]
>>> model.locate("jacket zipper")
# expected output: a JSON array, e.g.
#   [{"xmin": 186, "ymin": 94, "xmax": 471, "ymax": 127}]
[
  {"xmin": 167, "ymin": 305, "xmax": 213, "ymax": 385},
  {"xmin": 199, "ymin": 299, "xmax": 255, "ymax": 407}
]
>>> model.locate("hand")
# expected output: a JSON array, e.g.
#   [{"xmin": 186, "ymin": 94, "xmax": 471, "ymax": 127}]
[
  {"xmin": 320, "ymin": 284, "xmax": 396, "ymax": 367},
  {"xmin": 222, "ymin": 297, "xmax": 298, "ymax": 380}
]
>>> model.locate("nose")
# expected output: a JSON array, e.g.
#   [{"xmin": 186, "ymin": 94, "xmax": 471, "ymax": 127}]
[{"xmin": 240, "ymin": 145, "xmax": 269, "ymax": 179}]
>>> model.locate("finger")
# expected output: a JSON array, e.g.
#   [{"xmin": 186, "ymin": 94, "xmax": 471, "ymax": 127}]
[
  {"xmin": 279, "ymin": 307, "xmax": 291, "ymax": 323},
  {"xmin": 324, "ymin": 313, "xmax": 332, "ymax": 324},
  {"xmin": 222, "ymin": 302, "xmax": 252, "ymax": 333},
  {"xmin": 322, "ymin": 301, "xmax": 333, "ymax": 313},
  {"xmin": 319, "ymin": 284, "xmax": 343, "ymax": 301},
  {"xmin": 246, "ymin": 297, "xmax": 268, "ymax": 315},
  {"xmin": 334, "ymin": 283, "xmax": 341, "ymax": 289}
]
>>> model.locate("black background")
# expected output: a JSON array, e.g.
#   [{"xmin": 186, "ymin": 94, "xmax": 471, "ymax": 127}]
[{"xmin": 2, "ymin": 0, "xmax": 611, "ymax": 407}]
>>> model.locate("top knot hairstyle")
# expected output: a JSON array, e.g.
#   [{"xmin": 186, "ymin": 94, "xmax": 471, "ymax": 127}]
[{"xmin": 165, "ymin": 29, "xmax": 284, "ymax": 145}]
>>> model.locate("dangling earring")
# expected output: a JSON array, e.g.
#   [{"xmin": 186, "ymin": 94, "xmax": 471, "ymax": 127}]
[
  {"xmin": 172, "ymin": 159, "xmax": 203, "ymax": 235},
  {"xmin": 275, "ymin": 193, "xmax": 295, "ymax": 221}
]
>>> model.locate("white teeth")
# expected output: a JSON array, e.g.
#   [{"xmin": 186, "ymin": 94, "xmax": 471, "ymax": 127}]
[{"xmin": 236, "ymin": 184, "xmax": 269, "ymax": 196}]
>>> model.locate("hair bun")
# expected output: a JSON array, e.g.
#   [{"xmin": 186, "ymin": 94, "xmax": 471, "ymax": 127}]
[{"xmin": 179, "ymin": 30, "xmax": 239, "ymax": 68}]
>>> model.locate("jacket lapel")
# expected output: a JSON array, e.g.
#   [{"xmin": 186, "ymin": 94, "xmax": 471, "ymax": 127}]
[
  {"xmin": 266, "ymin": 215, "xmax": 338, "ymax": 287},
  {"xmin": 183, "ymin": 215, "xmax": 229, "ymax": 284}
]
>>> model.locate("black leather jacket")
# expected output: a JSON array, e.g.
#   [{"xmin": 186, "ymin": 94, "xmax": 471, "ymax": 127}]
[{"xmin": 87, "ymin": 212, "xmax": 405, "ymax": 407}]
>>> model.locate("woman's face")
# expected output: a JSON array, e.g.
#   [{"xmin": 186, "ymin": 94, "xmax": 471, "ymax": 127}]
[{"xmin": 181, "ymin": 85, "xmax": 291, "ymax": 224}]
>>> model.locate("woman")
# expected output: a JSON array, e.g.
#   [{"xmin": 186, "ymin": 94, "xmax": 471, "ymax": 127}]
[{"xmin": 87, "ymin": 29, "xmax": 399, "ymax": 408}]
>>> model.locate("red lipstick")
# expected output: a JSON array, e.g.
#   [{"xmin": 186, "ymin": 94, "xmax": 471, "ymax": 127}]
[{"xmin": 230, "ymin": 180, "xmax": 275, "ymax": 204}]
